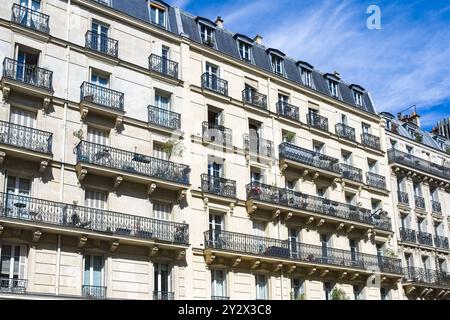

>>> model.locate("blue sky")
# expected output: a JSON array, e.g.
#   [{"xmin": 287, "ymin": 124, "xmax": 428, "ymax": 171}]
[{"xmin": 171, "ymin": 0, "xmax": 450, "ymax": 131}]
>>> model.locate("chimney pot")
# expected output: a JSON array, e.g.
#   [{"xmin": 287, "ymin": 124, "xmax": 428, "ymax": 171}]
[
  {"xmin": 253, "ymin": 34, "xmax": 263, "ymax": 45},
  {"xmin": 215, "ymin": 16, "xmax": 224, "ymax": 28}
]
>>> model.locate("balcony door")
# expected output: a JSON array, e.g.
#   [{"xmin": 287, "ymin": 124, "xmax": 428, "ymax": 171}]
[
  {"xmin": 16, "ymin": 49, "xmax": 39, "ymax": 85},
  {"xmin": 368, "ymin": 160, "xmax": 377, "ymax": 174},
  {"xmin": 84, "ymin": 189, "xmax": 107, "ymax": 230},
  {"xmin": 211, "ymin": 269, "xmax": 226, "ymax": 299},
  {"xmin": 154, "ymin": 263, "xmax": 171, "ymax": 298},
  {"xmin": 0, "ymin": 244, "xmax": 27, "ymax": 290},
  {"xmin": 205, "ymin": 63, "xmax": 219, "ymax": 90},
  {"xmin": 91, "ymin": 21, "xmax": 109, "ymax": 54},
  {"xmin": 349, "ymin": 239, "xmax": 358, "ymax": 266},
  {"xmin": 7, "ymin": 108, "xmax": 37, "ymax": 150},
  {"xmin": 289, "ymin": 229, "xmax": 299, "ymax": 258},
  {"xmin": 362, "ymin": 123, "xmax": 371, "ymax": 134},
  {"xmin": 20, "ymin": 0, "xmax": 41, "ymax": 29},
  {"xmin": 209, "ymin": 213, "xmax": 224, "ymax": 247},
  {"xmin": 87, "ymin": 127, "xmax": 109, "ymax": 146},
  {"xmin": 6, "ymin": 176, "xmax": 31, "ymax": 218},
  {"xmin": 253, "ymin": 221, "xmax": 265, "ymax": 254},
  {"xmin": 320, "ymin": 234, "xmax": 330, "ymax": 263},
  {"xmin": 155, "ymin": 93, "xmax": 170, "ymax": 111},
  {"xmin": 255, "ymin": 274, "xmax": 268, "ymax": 300},
  {"xmin": 249, "ymin": 122, "xmax": 261, "ymax": 154},
  {"xmin": 83, "ymin": 255, "xmax": 104, "ymax": 294}
]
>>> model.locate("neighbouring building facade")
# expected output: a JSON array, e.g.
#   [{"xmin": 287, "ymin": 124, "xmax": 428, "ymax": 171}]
[{"xmin": 0, "ymin": 0, "xmax": 446, "ymax": 300}]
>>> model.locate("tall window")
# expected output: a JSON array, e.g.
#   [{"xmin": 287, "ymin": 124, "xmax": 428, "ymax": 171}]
[
  {"xmin": 380, "ymin": 288, "xmax": 390, "ymax": 300},
  {"xmin": 324, "ymin": 282, "xmax": 332, "ymax": 300},
  {"xmin": 87, "ymin": 127, "xmax": 109, "ymax": 146},
  {"xmin": 154, "ymin": 263, "xmax": 171, "ymax": 296},
  {"xmin": 211, "ymin": 269, "xmax": 226, "ymax": 299},
  {"xmin": 155, "ymin": 93, "xmax": 170, "ymax": 110},
  {"xmin": 301, "ymin": 68, "xmax": 312, "ymax": 87},
  {"xmin": 0, "ymin": 245, "xmax": 27, "ymax": 285},
  {"xmin": 83, "ymin": 255, "xmax": 104, "ymax": 289},
  {"xmin": 239, "ymin": 42, "xmax": 251, "ymax": 61},
  {"xmin": 150, "ymin": 3, "xmax": 166, "ymax": 28},
  {"xmin": 85, "ymin": 189, "xmax": 107, "ymax": 210},
  {"xmin": 91, "ymin": 70, "xmax": 109, "ymax": 87},
  {"xmin": 91, "ymin": 21, "xmax": 109, "ymax": 53},
  {"xmin": 153, "ymin": 201, "xmax": 172, "ymax": 221},
  {"xmin": 255, "ymin": 274, "xmax": 268, "ymax": 300},
  {"xmin": 271, "ymin": 55, "xmax": 283, "ymax": 74},
  {"xmin": 6, "ymin": 176, "xmax": 31, "ymax": 218},
  {"xmin": 291, "ymin": 278, "xmax": 305, "ymax": 300},
  {"xmin": 362, "ymin": 123, "xmax": 371, "ymax": 134},
  {"xmin": 353, "ymin": 285, "xmax": 363, "ymax": 300},
  {"xmin": 353, "ymin": 91, "xmax": 363, "ymax": 106},
  {"xmin": 200, "ymin": 25, "xmax": 214, "ymax": 45},
  {"xmin": 16, "ymin": 48, "xmax": 39, "ymax": 84},
  {"xmin": 328, "ymin": 80, "xmax": 339, "ymax": 97},
  {"xmin": 20, "ymin": 0, "xmax": 41, "ymax": 28},
  {"xmin": 209, "ymin": 213, "xmax": 224, "ymax": 246},
  {"xmin": 153, "ymin": 143, "xmax": 170, "ymax": 161}
]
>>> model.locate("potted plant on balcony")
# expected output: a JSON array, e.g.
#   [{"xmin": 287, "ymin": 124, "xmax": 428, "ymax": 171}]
[
  {"xmin": 282, "ymin": 132, "xmax": 295, "ymax": 143},
  {"xmin": 330, "ymin": 287, "xmax": 348, "ymax": 300}
]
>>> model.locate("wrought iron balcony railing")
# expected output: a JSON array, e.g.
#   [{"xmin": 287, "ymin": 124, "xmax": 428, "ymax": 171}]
[
  {"xmin": 82, "ymin": 285, "xmax": 107, "ymax": 299},
  {"xmin": 431, "ymin": 201, "xmax": 442, "ymax": 214},
  {"xmin": 307, "ymin": 112, "xmax": 329, "ymax": 132},
  {"xmin": 153, "ymin": 291, "xmax": 175, "ymax": 300},
  {"xmin": 339, "ymin": 163, "xmax": 363, "ymax": 183},
  {"xmin": 279, "ymin": 142, "xmax": 341, "ymax": 174},
  {"xmin": 0, "ymin": 192, "xmax": 189, "ymax": 245},
  {"xmin": 245, "ymin": 181, "xmax": 392, "ymax": 231},
  {"xmin": 335, "ymin": 123, "xmax": 356, "ymax": 142},
  {"xmin": 202, "ymin": 122, "xmax": 233, "ymax": 146},
  {"xmin": 11, "ymin": 4, "xmax": 49, "ymax": 34},
  {"xmin": 361, "ymin": 133, "xmax": 381, "ymax": 150},
  {"xmin": 417, "ymin": 231, "xmax": 433, "ymax": 247},
  {"xmin": 211, "ymin": 296, "xmax": 230, "ymax": 300},
  {"xmin": 388, "ymin": 149, "xmax": 450, "ymax": 181},
  {"xmin": 204, "ymin": 230, "xmax": 402, "ymax": 274},
  {"xmin": 366, "ymin": 172, "xmax": 387, "ymax": 190},
  {"xmin": 397, "ymin": 191, "xmax": 409, "ymax": 205},
  {"xmin": 80, "ymin": 82, "xmax": 124, "ymax": 111},
  {"xmin": 2, "ymin": 57, "xmax": 53, "ymax": 91},
  {"xmin": 76, "ymin": 141, "xmax": 190, "ymax": 185},
  {"xmin": 276, "ymin": 101, "xmax": 299, "ymax": 121},
  {"xmin": 148, "ymin": 105, "xmax": 181, "ymax": 130},
  {"xmin": 0, "ymin": 277, "xmax": 28, "ymax": 294},
  {"xmin": 0, "ymin": 120, "xmax": 52, "ymax": 154},
  {"xmin": 434, "ymin": 235, "xmax": 449, "ymax": 250},
  {"xmin": 201, "ymin": 174, "xmax": 236, "ymax": 199},
  {"xmin": 243, "ymin": 134, "xmax": 273, "ymax": 157},
  {"xmin": 85, "ymin": 30, "xmax": 118, "ymax": 58},
  {"xmin": 399, "ymin": 228, "xmax": 417, "ymax": 243},
  {"xmin": 201, "ymin": 73, "xmax": 228, "ymax": 96},
  {"xmin": 242, "ymin": 88, "xmax": 267, "ymax": 110},
  {"xmin": 148, "ymin": 54, "xmax": 179, "ymax": 79},
  {"xmin": 404, "ymin": 267, "xmax": 450, "ymax": 287},
  {"xmin": 414, "ymin": 196, "xmax": 425, "ymax": 210}
]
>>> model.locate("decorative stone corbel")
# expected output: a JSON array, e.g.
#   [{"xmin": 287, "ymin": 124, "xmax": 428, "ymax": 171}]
[
  {"xmin": 0, "ymin": 224, "xmax": 3, "ymax": 237},
  {"xmin": 306, "ymin": 217, "xmax": 314, "ymax": 225},
  {"xmin": 178, "ymin": 189, "xmax": 187, "ymax": 201},
  {"xmin": 80, "ymin": 106, "xmax": 89, "ymax": 120},
  {"xmin": 285, "ymin": 212, "xmax": 293, "ymax": 221},
  {"xmin": 146, "ymin": 183, "xmax": 157, "ymax": 196},
  {"xmin": 39, "ymin": 160, "xmax": 48, "ymax": 173},
  {"xmin": 43, "ymin": 97, "xmax": 51, "ymax": 111},
  {"xmin": 339, "ymin": 272, "xmax": 347, "ymax": 279},
  {"xmin": 110, "ymin": 240, "xmax": 120, "ymax": 253},
  {"xmin": 320, "ymin": 269, "xmax": 329, "ymax": 277},
  {"xmin": 251, "ymin": 260, "xmax": 260, "ymax": 270},
  {"xmin": 203, "ymin": 197, "xmax": 209, "ymax": 210},
  {"xmin": 32, "ymin": 230, "xmax": 42, "ymax": 244},
  {"xmin": 300, "ymin": 170, "xmax": 309, "ymax": 182},
  {"xmin": 280, "ymin": 162, "xmax": 288, "ymax": 173},
  {"xmin": 308, "ymin": 268, "xmax": 317, "ymax": 276},
  {"xmin": 405, "ymin": 286, "xmax": 416, "ymax": 295},
  {"xmin": 229, "ymin": 202, "xmax": 236, "ymax": 215},
  {"xmin": 149, "ymin": 246, "xmax": 159, "ymax": 258},
  {"xmin": 0, "ymin": 151, "xmax": 6, "ymax": 166},
  {"xmin": 176, "ymin": 250, "xmax": 186, "ymax": 261},
  {"xmin": 2, "ymin": 86, "xmax": 10, "ymax": 100},
  {"xmin": 312, "ymin": 173, "xmax": 320, "ymax": 180},
  {"xmin": 113, "ymin": 176, "xmax": 123, "ymax": 189},
  {"xmin": 316, "ymin": 219, "xmax": 325, "ymax": 227},
  {"xmin": 78, "ymin": 236, "xmax": 88, "ymax": 249},
  {"xmin": 287, "ymin": 265, "xmax": 296, "ymax": 274},
  {"xmin": 272, "ymin": 209, "xmax": 281, "ymax": 220},
  {"xmin": 351, "ymin": 273, "xmax": 359, "ymax": 281},
  {"xmin": 78, "ymin": 168, "xmax": 88, "ymax": 181},
  {"xmin": 205, "ymin": 254, "xmax": 216, "ymax": 265},
  {"xmin": 336, "ymin": 223, "xmax": 345, "ymax": 231},
  {"xmin": 346, "ymin": 225, "xmax": 354, "ymax": 233},
  {"xmin": 245, "ymin": 153, "xmax": 250, "ymax": 166},
  {"xmin": 274, "ymin": 264, "xmax": 283, "ymax": 273},
  {"xmin": 115, "ymin": 116, "xmax": 123, "ymax": 129},
  {"xmin": 232, "ymin": 257, "xmax": 242, "ymax": 267},
  {"xmin": 247, "ymin": 203, "xmax": 257, "ymax": 215}
]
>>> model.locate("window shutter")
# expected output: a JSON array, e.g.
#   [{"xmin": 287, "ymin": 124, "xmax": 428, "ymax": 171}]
[{"xmin": 19, "ymin": 245, "xmax": 28, "ymax": 279}]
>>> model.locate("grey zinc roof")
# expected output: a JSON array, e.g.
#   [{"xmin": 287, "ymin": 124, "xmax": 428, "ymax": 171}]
[{"xmin": 94, "ymin": 0, "xmax": 376, "ymax": 115}]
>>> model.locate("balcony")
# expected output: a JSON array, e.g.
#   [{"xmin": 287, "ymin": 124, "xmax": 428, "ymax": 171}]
[
  {"xmin": 361, "ymin": 133, "xmax": 381, "ymax": 151},
  {"xmin": 148, "ymin": 54, "xmax": 179, "ymax": 79},
  {"xmin": 204, "ymin": 230, "xmax": 402, "ymax": 275},
  {"xmin": 201, "ymin": 174, "xmax": 236, "ymax": 199},
  {"xmin": 148, "ymin": 105, "xmax": 181, "ymax": 130},
  {"xmin": 153, "ymin": 291, "xmax": 175, "ymax": 300},
  {"xmin": 243, "ymin": 134, "xmax": 273, "ymax": 158},
  {"xmin": 82, "ymin": 285, "xmax": 107, "ymax": 299},
  {"xmin": 76, "ymin": 141, "xmax": 190, "ymax": 191},
  {"xmin": 202, "ymin": 122, "xmax": 233, "ymax": 146},
  {"xmin": 0, "ymin": 192, "xmax": 189, "ymax": 245},
  {"xmin": 0, "ymin": 278, "xmax": 28, "ymax": 294},
  {"xmin": 1, "ymin": 58, "xmax": 53, "ymax": 105},
  {"xmin": 431, "ymin": 201, "xmax": 442, "ymax": 214},
  {"xmin": 242, "ymin": 88, "xmax": 267, "ymax": 110},
  {"xmin": 85, "ymin": 30, "xmax": 118, "ymax": 58},
  {"xmin": 201, "ymin": 73, "xmax": 228, "ymax": 96},
  {"xmin": 276, "ymin": 101, "xmax": 299, "ymax": 121},
  {"xmin": 366, "ymin": 172, "xmax": 387, "ymax": 190},
  {"xmin": 335, "ymin": 123, "xmax": 356, "ymax": 142},
  {"xmin": 404, "ymin": 267, "xmax": 450, "ymax": 288},
  {"xmin": 339, "ymin": 163, "xmax": 363, "ymax": 184},
  {"xmin": 307, "ymin": 112, "xmax": 329, "ymax": 132},
  {"xmin": 0, "ymin": 121, "xmax": 52, "ymax": 156},
  {"xmin": 399, "ymin": 228, "xmax": 417, "ymax": 243},
  {"xmin": 397, "ymin": 191, "xmax": 409, "ymax": 206},
  {"xmin": 388, "ymin": 149, "xmax": 450, "ymax": 182},
  {"xmin": 245, "ymin": 182, "xmax": 392, "ymax": 231},
  {"xmin": 434, "ymin": 235, "xmax": 449, "ymax": 250},
  {"xmin": 417, "ymin": 231, "xmax": 434, "ymax": 247},
  {"xmin": 279, "ymin": 142, "xmax": 341, "ymax": 178},
  {"xmin": 11, "ymin": 4, "xmax": 49, "ymax": 34},
  {"xmin": 414, "ymin": 196, "xmax": 425, "ymax": 210}
]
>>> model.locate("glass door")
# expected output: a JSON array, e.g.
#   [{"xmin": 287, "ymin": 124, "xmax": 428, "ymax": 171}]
[
  {"xmin": 91, "ymin": 21, "xmax": 109, "ymax": 54},
  {"xmin": 289, "ymin": 229, "xmax": 299, "ymax": 258},
  {"xmin": 83, "ymin": 255, "xmax": 104, "ymax": 296},
  {"xmin": 205, "ymin": 63, "xmax": 219, "ymax": 90},
  {"xmin": 253, "ymin": 221, "xmax": 265, "ymax": 254},
  {"xmin": 320, "ymin": 234, "xmax": 329, "ymax": 264},
  {"xmin": 211, "ymin": 269, "xmax": 226, "ymax": 299},
  {"xmin": 154, "ymin": 263, "xmax": 171, "ymax": 299},
  {"xmin": 255, "ymin": 274, "xmax": 267, "ymax": 300},
  {"xmin": 209, "ymin": 214, "xmax": 224, "ymax": 248},
  {"xmin": 20, "ymin": 0, "xmax": 41, "ymax": 28},
  {"xmin": 0, "ymin": 245, "xmax": 27, "ymax": 291},
  {"xmin": 84, "ymin": 190, "xmax": 106, "ymax": 230},
  {"xmin": 6, "ymin": 176, "xmax": 31, "ymax": 218}
]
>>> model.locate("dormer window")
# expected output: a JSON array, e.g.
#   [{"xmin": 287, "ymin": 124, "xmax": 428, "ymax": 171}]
[
  {"xmin": 150, "ymin": 2, "xmax": 166, "ymax": 28},
  {"xmin": 239, "ymin": 42, "xmax": 251, "ymax": 61},
  {"xmin": 200, "ymin": 25, "xmax": 214, "ymax": 46},
  {"xmin": 301, "ymin": 68, "xmax": 312, "ymax": 87},
  {"xmin": 354, "ymin": 91, "xmax": 363, "ymax": 106},
  {"xmin": 272, "ymin": 55, "xmax": 283, "ymax": 74},
  {"xmin": 328, "ymin": 80, "xmax": 339, "ymax": 97}
]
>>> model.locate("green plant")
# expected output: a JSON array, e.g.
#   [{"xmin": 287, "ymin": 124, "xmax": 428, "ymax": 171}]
[
  {"xmin": 331, "ymin": 287, "xmax": 348, "ymax": 300},
  {"xmin": 162, "ymin": 139, "xmax": 185, "ymax": 158},
  {"xmin": 414, "ymin": 132, "xmax": 423, "ymax": 142},
  {"xmin": 384, "ymin": 247, "xmax": 398, "ymax": 258},
  {"xmin": 283, "ymin": 131, "xmax": 295, "ymax": 143},
  {"xmin": 290, "ymin": 292, "xmax": 306, "ymax": 300}
]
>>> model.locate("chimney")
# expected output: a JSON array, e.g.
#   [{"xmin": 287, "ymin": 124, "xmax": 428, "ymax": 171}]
[
  {"xmin": 333, "ymin": 70, "xmax": 340, "ymax": 78},
  {"xmin": 397, "ymin": 112, "xmax": 402, "ymax": 120},
  {"xmin": 409, "ymin": 111, "xmax": 421, "ymax": 128},
  {"xmin": 253, "ymin": 34, "xmax": 263, "ymax": 45},
  {"xmin": 215, "ymin": 16, "xmax": 224, "ymax": 28}
]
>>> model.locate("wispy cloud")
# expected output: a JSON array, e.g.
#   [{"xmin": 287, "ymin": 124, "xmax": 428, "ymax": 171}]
[{"xmin": 171, "ymin": 0, "xmax": 191, "ymax": 9}]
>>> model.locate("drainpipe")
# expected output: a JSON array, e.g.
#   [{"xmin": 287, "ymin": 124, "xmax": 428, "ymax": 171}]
[{"xmin": 55, "ymin": 234, "xmax": 61, "ymax": 295}]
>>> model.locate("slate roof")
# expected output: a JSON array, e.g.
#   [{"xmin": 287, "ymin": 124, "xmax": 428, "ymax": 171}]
[{"xmin": 93, "ymin": 0, "xmax": 377, "ymax": 115}]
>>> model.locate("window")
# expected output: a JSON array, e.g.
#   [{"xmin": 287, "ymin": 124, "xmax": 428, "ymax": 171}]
[
  {"xmin": 20, "ymin": 0, "xmax": 42, "ymax": 28},
  {"xmin": 85, "ymin": 189, "xmax": 107, "ymax": 210},
  {"xmin": 353, "ymin": 91, "xmax": 363, "ymax": 106},
  {"xmin": 21, "ymin": 0, "xmax": 41, "ymax": 11},
  {"xmin": 239, "ymin": 42, "xmax": 251, "ymax": 61},
  {"xmin": 150, "ymin": 3, "xmax": 166, "ymax": 28},
  {"xmin": 153, "ymin": 201, "xmax": 172, "ymax": 221},
  {"xmin": 349, "ymin": 239, "xmax": 358, "ymax": 264},
  {"xmin": 380, "ymin": 288, "xmax": 390, "ymax": 300},
  {"xmin": 211, "ymin": 270, "xmax": 227, "ymax": 299},
  {"xmin": 341, "ymin": 150, "xmax": 352, "ymax": 165},
  {"xmin": 362, "ymin": 123, "xmax": 371, "ymax": 134},
  {"xmin": 341, "ymin": 114, "xmax": 348, "ymax": 125},
  {"xmin": 406, "ymin": 146, "xmax": 414, "ymax": 155},
  {"xmin": 271, "ymin": 55, "xmax": 283, "ymax": 74},
  {"xmin": 353, "ymin": 285, "xmax": 363, "ymax": 300},
  {"xmin": 345, "ymin": 193, "xmax": 356, "ymax": 205},
  {"xmin": 91, "ymin": 21, "xmax": 109, "ymax": 53},
  {"xmin": 289, "ymin": 229, "xmax": 299, "ymax": 258},
  {"xmin": 250, "ymin": 168, "xmax": 262, "ymax": 183},
  {"xmin": 316, "ymin": 187, "xmax": 327, "ymax": 198},
  {"xmin": 0, "ymin": 244, "xmax": 27, "ymax": 286},
  {"xmin": 6, "ymin": 176, "xmax": 31, "ymax": 218},
  {"xmin": 324, "ymin": 282, "xmax": 332, "ymax": 300},
  {"xmin": 286, "ymin": 180, "xmax": 296, "ymax": 191},
  {"xmin": 10, "ymin": 107, "xmax": 36, "ymax": 128},
  {"xmin": 16, "ymin": 47, "xmax": 39, "ymax": 84},
  {"xmin": 385, "ymin": 119, "xmax": 392, "ymax": 131},
  {"xmin": 320, "ymin": 234, "xmax": 330, "ymax": 262},
  {"xmin": 390, "ymin": 139, "xmax": 397, "ymax": 149},
  {"xmin": 368, "ymin": 159, "xmax": 377, "ymax": 173},
  {"xmin": 154, "ymin": 263, "xmax": 171, "ymax": 296},
  {"xmin": 301, "ymin": 68, "xmax": 312, "ymax": 87},
  {"xmin": 200, "ymin": 25, "xmax": 214, "ymax": 46},
  {"xmin": 282, "ymin": 130, "xmax": 295, "ymax": 143},
  {"xmin": 87, "ymin": 127, "xmax": 109, "ymax": 146},
  {"xmin": 153, "ymin": 143, "xmax": 169, "ymax": 161},
  {"xmin": 313, "ymin": 141, "xmax": 324, "ymax": 154},
  {"xmin": 255, "ymin": 274, "xmax": 268, "ymax": 300},
  {"xmin": 155, "ymin": 92, "xmax": 170, "ymax": 110},
  {"xmin": 328, "ymin": 80, "xmax": 339, "ymax": 97},
  {"xmin": 208, "ymin": 160, "xmax": 223, "ymax": 178},
  {"xmin": 278, "ymin": 94, "xmax": 289, "ymax": 106},
  {"xmin": 208, "ymin": 213, "xmax": 224, "ymax": 246},
  {"xmin": 292, "ymin": 278, "xmax": 305, "ymax": 300},
  {"xmin": 83, "ymin": 255, "xmax": 104, "ymax": 290},
  {"xmin": 91, "ymin": 70, "xmax": 109, "ymax": 87}
]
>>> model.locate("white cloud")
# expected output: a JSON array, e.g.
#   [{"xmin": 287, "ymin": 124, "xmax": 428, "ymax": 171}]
[{"xmin": 171, "ymin": 0, "xmax": 191, "ymax": 8}]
